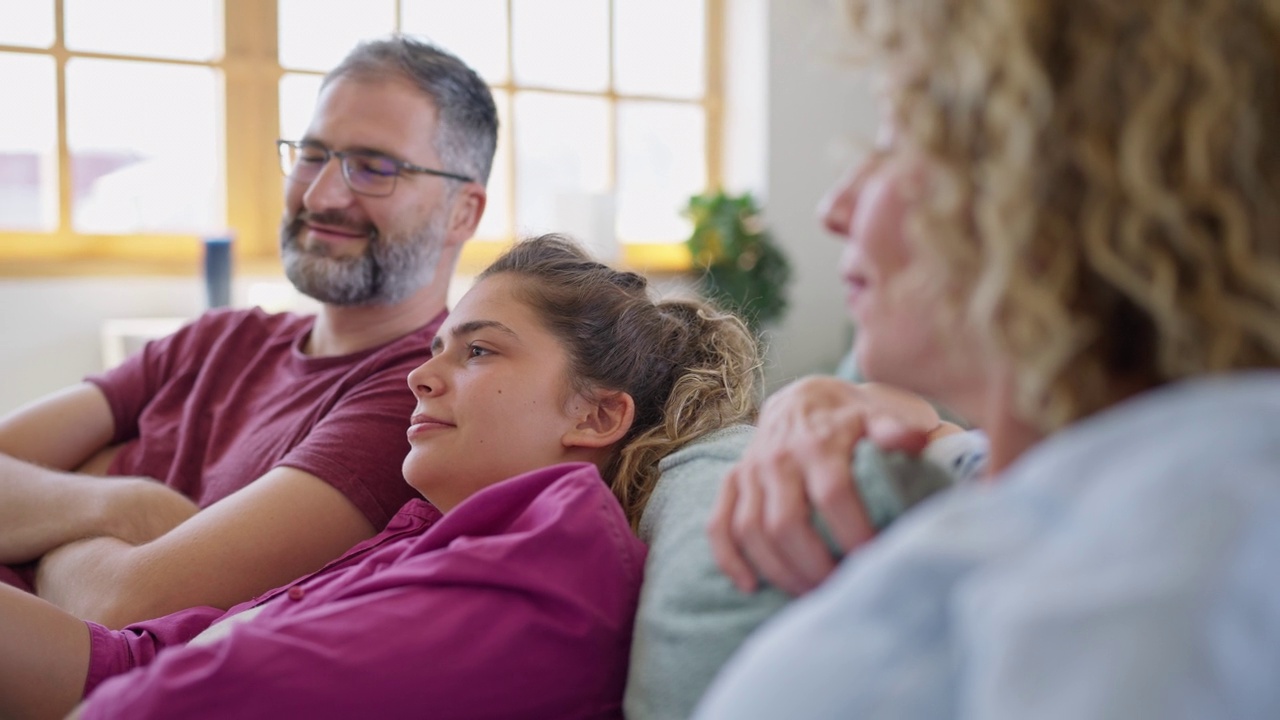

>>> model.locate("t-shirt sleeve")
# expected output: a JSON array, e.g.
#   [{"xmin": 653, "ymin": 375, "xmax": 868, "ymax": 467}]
[
  {"xmin": 86, "ymin": 315, "xmax": 211, "ymax": 446},
  {"xmin": 273, "ymin": 354, "xmax": 424, "ymax": 528}
]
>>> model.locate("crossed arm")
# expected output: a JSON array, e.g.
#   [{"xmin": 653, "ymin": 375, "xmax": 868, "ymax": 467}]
[{"xmin": 0, "ymin": 384, "xmax": 377, "ymax": 629}]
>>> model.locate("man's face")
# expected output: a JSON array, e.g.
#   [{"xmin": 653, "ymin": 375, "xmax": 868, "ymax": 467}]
[{"xmin": 280, "ymin": 75, "xmax": 457, "ymax": 306}]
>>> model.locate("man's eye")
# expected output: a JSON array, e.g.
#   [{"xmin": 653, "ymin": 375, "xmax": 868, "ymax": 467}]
[
  {"xmin": 350, "ymin": 154, "xmax": 399, "ymax": 178},
  {"xmin": 298, "ymin": 151, "xmax": 327, "ymax": 163}
]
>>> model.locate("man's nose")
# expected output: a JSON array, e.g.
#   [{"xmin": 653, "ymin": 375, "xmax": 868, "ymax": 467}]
[{"xmin": 302, "ymin": 157, "xmax": 356, "ymax": 211}]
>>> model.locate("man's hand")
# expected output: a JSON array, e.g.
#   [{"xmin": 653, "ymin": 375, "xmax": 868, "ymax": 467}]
[
  {"xmin": 0, "ymin": 383, "xmax": 123, "ymax": 563},
  {"xmin": 707, "ymin": 377, "xmax": 939, "ymax": 596},
  {"xmin": 0, "ymin": 457, "xmax": 192, "ymax": 565}
]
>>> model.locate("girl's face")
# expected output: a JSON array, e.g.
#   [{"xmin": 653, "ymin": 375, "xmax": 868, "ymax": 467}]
[
  {"xmin": 401, "ymin": 273, "xmax": 594, "ymax": 512},
  {"xmin": 819, "ymin": 124, "xmax": 991, "ymax": 418}
]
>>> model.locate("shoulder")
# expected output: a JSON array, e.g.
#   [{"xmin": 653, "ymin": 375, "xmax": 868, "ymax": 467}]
[
  {"xmin": 164, "ymin": 307, "xmax": 310, "ymax": 355},
  {"xmin": 1003, "ymin": 374, "xmax": 1280, "ymax": 526},
  {"xmin": 189, "ymin": 306, "xmax": 304, "ymax": 335},
  {"xmin": 958, "ymin": 374, "xmax": 1280, "ymax": 657},
  {"xmin": 640, "ymin": 425, "xmax": 756, "ymax": 541}
]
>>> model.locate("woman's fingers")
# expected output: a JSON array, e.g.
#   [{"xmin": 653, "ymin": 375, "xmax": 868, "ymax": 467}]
[{"xmin": 707, "ymin": 473, "xmax": 758, "ymax": 593}]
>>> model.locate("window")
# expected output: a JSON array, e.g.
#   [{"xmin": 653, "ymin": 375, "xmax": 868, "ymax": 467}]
[{"xmin": 0, "ymin": 0, "xmax": 721, "ymax": 276}]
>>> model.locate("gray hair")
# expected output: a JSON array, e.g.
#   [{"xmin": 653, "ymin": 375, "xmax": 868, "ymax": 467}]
[{"xmin": 324, "ymin": 34, "xmax": 498, "ymax": 186}]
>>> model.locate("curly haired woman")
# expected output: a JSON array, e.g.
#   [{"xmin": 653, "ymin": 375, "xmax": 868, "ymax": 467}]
[{"xmin": 699, "ymin": 0, "xmax": 1280, "ymax": 717}]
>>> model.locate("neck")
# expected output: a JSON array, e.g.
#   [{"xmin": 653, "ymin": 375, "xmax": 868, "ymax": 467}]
[
  {"xmin": 305, "ymin": 255, "xmax": 457, "ymax": 357},
  {"xmin": 978, "ymin": 372, "xmax": 1044, "ymax": 479}
]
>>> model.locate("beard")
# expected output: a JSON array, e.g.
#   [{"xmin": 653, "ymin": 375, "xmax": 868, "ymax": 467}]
[{"xmin": 280, "ymin": 208, "xmax": 447, "ymax": 306}]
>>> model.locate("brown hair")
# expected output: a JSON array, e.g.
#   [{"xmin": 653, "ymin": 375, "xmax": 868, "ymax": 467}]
[
  {"xmin": 481, "ymin": 234, "xmax": 762, "ymax": 527},
  {"xmin": 325, "ymin": 34, "xmax": 498, "ymax": 185},
  {"xmin": 847, "ymin": 0, "xmax": 1280, "ymax": 429}
]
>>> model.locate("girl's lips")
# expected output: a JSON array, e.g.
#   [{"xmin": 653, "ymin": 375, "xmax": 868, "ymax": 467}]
[{"xmin": 407, "ymin": 414, "xmax": 455, "ymax": 440}]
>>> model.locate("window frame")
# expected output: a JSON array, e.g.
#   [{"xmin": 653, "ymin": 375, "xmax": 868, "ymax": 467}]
[{"xmin": 0, "ymin": 0, "xmax": 721, "ymax": 277}]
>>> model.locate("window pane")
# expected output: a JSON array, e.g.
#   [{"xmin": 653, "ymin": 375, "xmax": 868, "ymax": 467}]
[
  {"xmin": 512, "ymin": 0, "xmax": 608, "ymax": 92},
  {"xmin": 401, "ymin": 0, "xmax": 508, "ymax": 84},
  {"xmin": 615, "ymin": 0, "xmax": 704, "ymax": 99},
  {"xmin": 617, "ymin": 101, "xmax": 705, "ymax": 242},
  {"xmin": 279, "ymin": 0, "xmax": 396, "ymax": 72},
  {"xmin": 513, "ymin": 92, "xmax": 609, "ymax": 234},
  {"xmin": 280, "ymin": 73, "xmax": 325, "ymax": 140},
  {"xmin": 475, "ymin": 89, "xmax": 511, "ymax": 241},
  {"xmin": 65, "ymin": 0, "xmax": 223, "ymax": 61},
  {"xmin": 0, "ymin": 1, "xmax": 55, "ymax": 49},
  {"xmin": 0, "ymin": 54, "xmax": 57, "ymax": 231},
  {"xmin": 67, "ymin": 59, "xmax": 224, "ymax": 234}
]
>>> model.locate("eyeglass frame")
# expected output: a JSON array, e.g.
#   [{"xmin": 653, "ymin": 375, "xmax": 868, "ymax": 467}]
[{"xmin": 277, "ymin": 139, "xmax": 475, "ymax": 197}]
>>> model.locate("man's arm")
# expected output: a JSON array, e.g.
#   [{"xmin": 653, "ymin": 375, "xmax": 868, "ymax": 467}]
[
  {"xmin": 35, "ymin": 466, "xmax": 377, "ymax": 629},
  {"xmin": 0, "ymin": 384, "xmax": 129, "ymax": 563},
  {"xmin": 0, "ymin": 457, "xmax": 200, "ymax": 565},
  {"xmin": 0, "ymin": 383, "xmax": 116, "ymax": 471},
  {"xmin": 0, "ymin": 384, "xmax": 201, "ymax": 565}
]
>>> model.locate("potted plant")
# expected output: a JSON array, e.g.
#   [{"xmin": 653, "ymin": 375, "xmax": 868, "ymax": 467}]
[{"xmin": 684, "ymin": 191, "xmax": 792, "ymax": 333}]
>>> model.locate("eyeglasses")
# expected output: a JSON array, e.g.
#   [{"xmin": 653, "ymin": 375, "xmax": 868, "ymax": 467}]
[{"xmin": 277, "ymin": 139, "xmax": 474, "ymax": 197}]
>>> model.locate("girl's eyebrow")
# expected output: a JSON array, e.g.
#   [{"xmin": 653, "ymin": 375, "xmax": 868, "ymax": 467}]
[{"xmin": 429, "ymin": 320, "xmax": 518, "ymax": 354}]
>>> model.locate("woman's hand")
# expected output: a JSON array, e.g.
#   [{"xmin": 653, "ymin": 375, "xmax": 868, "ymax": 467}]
[{"xmin": 706, "ymin": 377, "xmax": 939, "ymax": 595}]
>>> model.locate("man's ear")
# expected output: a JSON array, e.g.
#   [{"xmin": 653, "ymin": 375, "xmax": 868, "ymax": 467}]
[
  {"xmin": 563, "ymin": 390, "xmax": 635, "ymax": 450},
  {"xmin": 445, "ymin": 183, "xmax": 487, "ymax": 248}
]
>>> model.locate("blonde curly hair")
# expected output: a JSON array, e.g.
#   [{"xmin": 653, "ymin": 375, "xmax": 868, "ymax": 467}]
[{"xmin": 847, "ymin": 0, "xmax": 1280, "ymax": 430}]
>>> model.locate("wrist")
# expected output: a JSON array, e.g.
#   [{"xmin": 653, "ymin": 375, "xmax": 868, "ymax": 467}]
[{"xmin": 80, "ymin": 477, "xmax": 128, "ymax": 541}]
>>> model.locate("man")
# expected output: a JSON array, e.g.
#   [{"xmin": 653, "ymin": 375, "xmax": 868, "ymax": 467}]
[{"xmin": 0, "ymin": 35, "xmax": 497, "ymax": 630}]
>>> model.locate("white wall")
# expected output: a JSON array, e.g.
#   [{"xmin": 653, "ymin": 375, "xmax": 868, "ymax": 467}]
[
  {"xmin": 755, "ymin": 0, "xmax": 876, "ymax": 388},
  {"xmin": 0, "ymin": 0, "xmax": 874, "ymax": 415},
  {"xmin": 0, "ymin": 276, "xmax": 207, "ymax": 414}
]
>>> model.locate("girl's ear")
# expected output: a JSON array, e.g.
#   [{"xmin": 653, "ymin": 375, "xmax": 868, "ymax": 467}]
[{"xmin": 562, "ymin": 390, "xmax": 635, "ymax": 449}]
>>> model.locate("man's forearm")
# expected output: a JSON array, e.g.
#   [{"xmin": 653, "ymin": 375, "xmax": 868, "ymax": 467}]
[
  {"xmin": 0, "ymin": 454, "xmax": 112, "ymax": 564},
  {"xmin": 35, "ymin": 536, "xmax": 143, "ymax": 628}
]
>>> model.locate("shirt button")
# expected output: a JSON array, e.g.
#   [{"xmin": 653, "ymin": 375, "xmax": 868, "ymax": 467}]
[{"xmin": 287, "ymin": 586, "xmax": 305, "ymax": 601}]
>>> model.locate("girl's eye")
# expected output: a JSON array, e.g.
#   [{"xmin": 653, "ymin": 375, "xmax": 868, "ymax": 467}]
[{"xmin": 467, "ymin": 344, "xmax": 492, "ymax": 359}]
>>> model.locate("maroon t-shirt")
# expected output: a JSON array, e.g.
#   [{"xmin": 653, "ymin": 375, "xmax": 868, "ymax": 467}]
[{"xmin": 85, "ymin": 307, "xmax": 441, "ymax": 526}]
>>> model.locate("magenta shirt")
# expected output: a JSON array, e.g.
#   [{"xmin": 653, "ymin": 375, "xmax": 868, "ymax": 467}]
[
  {"xmin": 81, "ymin": 463, "xmax": 646, "ymax": 719},
  {"xmin": 89, "ymin": 306, "xmax": 440, "ymax": 525}
]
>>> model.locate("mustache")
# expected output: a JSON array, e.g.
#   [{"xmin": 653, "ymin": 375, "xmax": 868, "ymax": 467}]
[{"xmin": 284, "ymin": 209, "xmax": 378, "ymax": 242}]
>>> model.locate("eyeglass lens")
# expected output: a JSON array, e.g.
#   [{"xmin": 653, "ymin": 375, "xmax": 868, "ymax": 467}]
[{"xmin": 279, "ymin": 143, "xmax": 398, "ymax": 196}]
